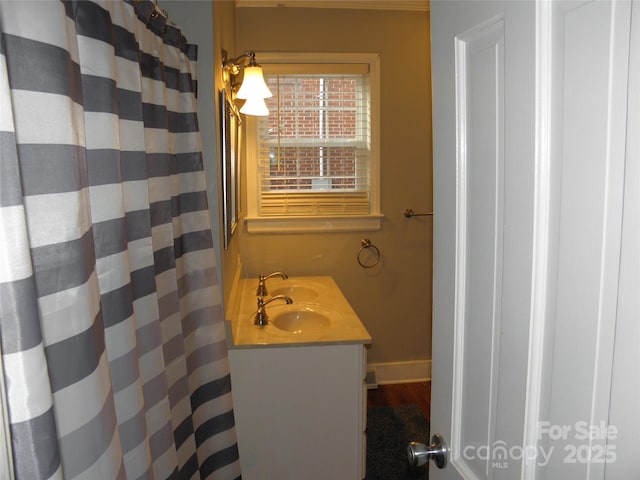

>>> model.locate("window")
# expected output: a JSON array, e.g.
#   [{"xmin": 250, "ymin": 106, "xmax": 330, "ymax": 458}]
[{"xmin": 245, "ymin": 53, "xmax": 381, "ymax": 233}]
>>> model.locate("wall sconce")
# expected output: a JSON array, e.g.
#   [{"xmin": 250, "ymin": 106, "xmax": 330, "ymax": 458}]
[{"xmin": 222, "ymin": 50, "xmax": 272, "ymax": 116}]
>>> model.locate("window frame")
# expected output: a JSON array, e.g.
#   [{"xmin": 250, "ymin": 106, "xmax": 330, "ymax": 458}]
[{"xmin": 244, "ymin": 52, "xmax": 382, "ymax": 233}]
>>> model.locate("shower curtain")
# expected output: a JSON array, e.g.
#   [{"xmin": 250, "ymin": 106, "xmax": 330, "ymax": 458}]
[{"xmin": 0, "ymin": 1, "xmax": 241, "ymax": 479}]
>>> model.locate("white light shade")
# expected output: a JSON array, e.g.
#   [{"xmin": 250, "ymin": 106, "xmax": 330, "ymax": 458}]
[
  {"xmin": 236, "ymin": 66, "xmax": 273, "ymax": 99},
  {"xmin": 240, "ymin": 96, "xmax": 269, "ymax": 116}
]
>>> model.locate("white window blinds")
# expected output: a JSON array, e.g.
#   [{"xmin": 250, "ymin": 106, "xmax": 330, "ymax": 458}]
[{"xmin": 256, "ymin": 63, "xmax": 372, "ymax": 216}]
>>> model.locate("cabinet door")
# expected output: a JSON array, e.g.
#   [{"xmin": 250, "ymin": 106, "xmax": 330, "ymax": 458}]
[{"xmin": 229, "ymin": 344, "xmax": 365, "ymax": 480}]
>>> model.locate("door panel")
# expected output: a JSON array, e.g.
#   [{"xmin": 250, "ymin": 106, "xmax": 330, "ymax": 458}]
[
  {"xmin": 606, "ymin": 3, "xmax": 640, "ymax": 476},
  {"xmin": 452, "ymin": 16, "xmax": 506, "ymax": 479},
  {"xmin": 542, "ymin": 1, "xmax": 633, "ymax": 478}
]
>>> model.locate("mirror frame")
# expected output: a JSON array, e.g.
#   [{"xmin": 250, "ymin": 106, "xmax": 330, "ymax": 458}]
[{"xmin": 220, "ymin": 88, "xmax": 241, "ymax": 249}]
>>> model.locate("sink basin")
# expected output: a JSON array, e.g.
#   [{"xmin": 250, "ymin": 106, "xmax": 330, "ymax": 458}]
[
  {"xmin": 271, "ymin": 306, "xmax": 332, "ymax": 334},
  {"xmin": 270, "ymin": 284, "xmax": 320, "ymax": 302}
]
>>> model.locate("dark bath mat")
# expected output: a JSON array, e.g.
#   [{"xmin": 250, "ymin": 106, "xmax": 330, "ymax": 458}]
[{"xmin": 366, "ymin": 404, "xmax": 430, "ymax": 480}]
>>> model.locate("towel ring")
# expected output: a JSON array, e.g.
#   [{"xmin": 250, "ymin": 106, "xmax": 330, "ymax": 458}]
[{"xmin": 357, "ymin": 238, "xmax": 380, "ymax": 269}]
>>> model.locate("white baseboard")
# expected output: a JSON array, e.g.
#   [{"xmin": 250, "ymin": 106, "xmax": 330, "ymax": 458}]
[{"xmin": 367, "ymin": 359, "xmax": 432, "ymax": 386}]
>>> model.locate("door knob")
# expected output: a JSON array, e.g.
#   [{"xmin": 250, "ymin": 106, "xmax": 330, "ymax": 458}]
[{"xmin": 407, "ymin": 433, "xmax": 448, "ymax": 469}]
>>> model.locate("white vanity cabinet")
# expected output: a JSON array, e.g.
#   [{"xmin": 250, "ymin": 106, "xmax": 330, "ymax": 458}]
[{"xmin": 228, "ymin": 343, "xmax": 368, "ymax": 480}]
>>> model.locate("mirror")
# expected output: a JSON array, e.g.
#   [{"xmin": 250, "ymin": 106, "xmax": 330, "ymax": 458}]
[{"xmin": 220, "ymin": 88, "xmax": 241, "ymax": 249}]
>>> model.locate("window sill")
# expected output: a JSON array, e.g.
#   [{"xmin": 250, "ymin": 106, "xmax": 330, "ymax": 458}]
[{"xmin": 244, "ymin": 214, "xmax": 383, "ymax": 234}]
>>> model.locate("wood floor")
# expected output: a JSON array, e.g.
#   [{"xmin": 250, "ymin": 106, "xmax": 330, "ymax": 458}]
[{"xmin": 367, "ymin": 381, "xmax": 431, "ymax": 423}]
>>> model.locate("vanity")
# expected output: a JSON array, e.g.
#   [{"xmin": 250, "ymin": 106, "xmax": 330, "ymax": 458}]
[{"xmin": 226, "ymin": 274, "xmax": 372, "ymax": 480}]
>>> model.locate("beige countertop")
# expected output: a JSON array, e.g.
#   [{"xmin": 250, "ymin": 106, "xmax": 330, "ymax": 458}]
[{"xmin": 227, "ymin": 275, "xmax": 372, "ymax": 348}]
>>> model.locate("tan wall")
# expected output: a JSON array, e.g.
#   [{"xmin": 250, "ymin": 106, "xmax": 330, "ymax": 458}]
[{"xmin": 234, "ymin": 7, "xmax": 433, "ymax": 365}]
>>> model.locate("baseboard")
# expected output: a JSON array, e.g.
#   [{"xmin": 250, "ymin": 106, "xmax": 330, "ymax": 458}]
[{"xmin": 367, "ymin": 359, "xmax": 432, "ymax": 387}]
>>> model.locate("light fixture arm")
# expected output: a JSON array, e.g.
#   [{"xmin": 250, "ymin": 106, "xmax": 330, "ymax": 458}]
[{"xmin": 223, "ymin": 50, "xmax": 259, "ymax": 77}]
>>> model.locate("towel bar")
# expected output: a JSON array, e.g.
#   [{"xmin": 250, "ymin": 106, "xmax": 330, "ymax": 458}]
[{"xmin": 404, "ymin": 208, "xmax": 434, "ymax": 218}]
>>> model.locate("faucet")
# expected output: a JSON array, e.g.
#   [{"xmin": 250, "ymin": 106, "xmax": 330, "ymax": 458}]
[
  {"xmin": 254, "ymin": 295, "xmax": 293, "ymax": 327},
  {"xmin": 256, "ymin": 271, "xmax": 288, "ymax": 296}
]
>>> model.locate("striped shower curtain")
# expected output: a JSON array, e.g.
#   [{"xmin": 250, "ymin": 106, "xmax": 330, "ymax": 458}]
[{"xmin": 0, "ymin": 1, "xmax": 241, "ymax": 479}]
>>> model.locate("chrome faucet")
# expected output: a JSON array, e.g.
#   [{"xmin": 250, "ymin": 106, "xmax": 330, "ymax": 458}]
[
  {"xmin": 256, "ymin": 271, "xmax": 288, "ymax": 296},
  {"xmin": 254, "ymin": 295, "xmax": 293, "ymax": 327}
]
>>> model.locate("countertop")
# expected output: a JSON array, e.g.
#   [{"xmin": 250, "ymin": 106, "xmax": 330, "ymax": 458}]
[{"xmin": 226, "ymin": 275, "xmax": 372, "ymax": 348}]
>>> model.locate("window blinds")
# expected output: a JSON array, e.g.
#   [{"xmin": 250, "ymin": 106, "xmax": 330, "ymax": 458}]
[{"xmin": 256, "ymin": 65, "xmax": 372, "ymax": 216}]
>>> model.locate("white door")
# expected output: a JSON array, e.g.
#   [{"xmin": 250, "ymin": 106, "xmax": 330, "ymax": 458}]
[{"xmin": 426, "ymin": 1, "xmax": 639, "ymax": 479}]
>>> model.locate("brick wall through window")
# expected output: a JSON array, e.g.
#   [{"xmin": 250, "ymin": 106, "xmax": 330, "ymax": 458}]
[{"xmin": 260, "ymin": 75, "xmax": 367, "ymax": 192}]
